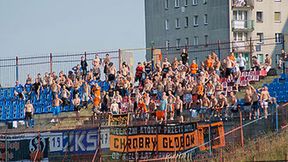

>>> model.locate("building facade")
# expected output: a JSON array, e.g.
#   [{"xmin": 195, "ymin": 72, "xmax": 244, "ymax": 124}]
[{"xmin": 145, "ymin": 0, "xmax": 288, "ymax": 66}]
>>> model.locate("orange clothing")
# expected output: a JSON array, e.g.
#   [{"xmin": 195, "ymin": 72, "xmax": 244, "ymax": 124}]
[
  {"xmin": 206, "ymin": 59, "xmax": 213, "ymax": 68},
  {"xmin": 138, "ymin": 101, "xmax": 147, "ymax": 113},
  {"xmin": 196, "ymin": 84, "xmax": 204, "ymax": 96},
  {"xmin": 190, "ymin": 63, "xmax": 198, "ymax": 74},
  {"xmin": 93, "ymin": 87, "xmax": 101, "ymax": 107},
  {"xmin": 229, "ymin": 55, "xmax": 236, "ymax": 62}
]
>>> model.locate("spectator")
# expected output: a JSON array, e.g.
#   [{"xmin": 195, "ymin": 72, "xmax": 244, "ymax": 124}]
[
  {"xmin": 264, "ymin": 54, "xmax": 272, "ymax": 72},
  {"xmin": 237, "ymin": 53, "xmax": 246, "ymax": 72},
  {"xmin": 51, "ymin": 95, "xmax": 62, "ymax": 123},
  {"xmin": 80, "ymin": 56, "xmax": 88, "ymax": 79},
  {"xmin": 190, "ymin": 59, "xmax": 198, "ymax": 76},
  {"xmin": 252, "ymin": 56, "xmax": 260, "ymax": 71},
  {"xmin": 24, "ymin": 100, "xmax": 34, "ymax": 128},
  {"xmin": 180, "ymin": 49, "xmax": 189, "ymax": 65},
  {"xmin": 111, "ymin": 99, "xmax": 119, "ymax": 115},
  {"xmin": 260, "ymin": 86, "xmax": 270, "ymax": 119},
  {"xmin": 73, "ymin": 94, "xmax": 81, "ymax": 121},
  {"xmin": 14, "ymin": 81, "xmax": 24, "ymax": 100}
]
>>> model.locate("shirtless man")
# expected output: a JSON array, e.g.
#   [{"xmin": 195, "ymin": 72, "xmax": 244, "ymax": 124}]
[
  {"xmin": 51, "ymin": 95, "xmax": 63, "ymax": 123},
  {"xmin": 260, "ymin": 86, "xmax": 270, "ymax": 119},
  {"xmin": 92, "ymin": 54, "xmax": 101, "ymax": 68},
  {"xmin": 73, "ymin": 94, "xmax": 81, "ymax": 121},
  {"xmin": 174, "ymin": 96, "xmax": 183, "ymax": 122},
  {"xmin": 24, "ymin": 100, "xmax": 34, "ymax": 128}
]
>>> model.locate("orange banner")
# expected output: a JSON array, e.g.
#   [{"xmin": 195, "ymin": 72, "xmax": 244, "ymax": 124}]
[
  {"xmin": 110, "ymin": 131, "xmax": 199, "ymax": 152},
  {"xmin": 197, "ymin": 122, "xmax": 225, "ymax": 151}
]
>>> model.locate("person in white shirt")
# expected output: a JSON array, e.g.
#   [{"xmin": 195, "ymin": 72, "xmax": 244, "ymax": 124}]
[{"xmin": 237, "ymin": 53, "xmax": 246, "ymax": 72}]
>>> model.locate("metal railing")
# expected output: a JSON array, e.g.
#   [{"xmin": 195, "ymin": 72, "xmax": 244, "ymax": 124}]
[{"xmin": 232, "ymin": 20, "xmax": 254, "ymax": 31}]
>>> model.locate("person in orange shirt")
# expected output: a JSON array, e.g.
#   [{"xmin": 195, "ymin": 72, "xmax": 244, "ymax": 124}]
[
  {"xmin": 92, "ymin": 84, "xmax": 101, "ymax": 111},
  {"xmin": 205, "ymin": 55, "xmax": 214, "ymax": 70},
  {"xmin": 138, "ymin": 98, "xmax": 148, "ymax": 120},
  {"xmin": 190, "ymin": 59, "xmax": 198, "ymax": 76},
  {"xmin": 196, "ymin": 82, "xmax": 204, "ymax": 99}
]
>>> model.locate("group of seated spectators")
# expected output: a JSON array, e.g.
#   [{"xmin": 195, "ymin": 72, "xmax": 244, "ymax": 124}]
[{"xmin": 12, "ymin": 49, "xmax": 283, "ymax": 125}]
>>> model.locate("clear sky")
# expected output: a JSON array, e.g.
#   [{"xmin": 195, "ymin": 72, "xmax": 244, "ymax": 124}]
[{"xmin": 0, "ymin": 0, "xmax": 146, "ymax": 58}]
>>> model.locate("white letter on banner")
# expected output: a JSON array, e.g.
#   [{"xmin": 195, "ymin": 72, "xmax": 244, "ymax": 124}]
[
  {"xmin": 75, "ymin": 131, "xmax": 85, "ymax": 152},
  {"xmin": 86, "ymin": 130, "xmax": 98, "ymax": 151}
]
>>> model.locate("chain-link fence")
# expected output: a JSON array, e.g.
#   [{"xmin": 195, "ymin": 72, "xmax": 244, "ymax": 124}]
[{"xmin": 0, "ymin": 36, "xmax": 285, "ymax": 88}]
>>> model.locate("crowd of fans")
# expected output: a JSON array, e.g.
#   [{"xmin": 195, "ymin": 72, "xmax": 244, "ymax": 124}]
[{"xmin": 12, "ymin": 49, "xmax": 284, "ymax": 126}]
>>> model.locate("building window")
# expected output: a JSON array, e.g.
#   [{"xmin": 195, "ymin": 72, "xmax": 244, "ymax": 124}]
[
  {"xmin": 256, "ymin": 11, "xmax": 263, "ymax": 22},
  {"xmin": 204, "ymin": 35, "xmax": 208, "ymax": 46},
  {"xmin": 193, "ymin": 36, "xmax": 199, "ymax": 46},
  {"xmin": 192, "ymin": 0, "xmax": 198, "ymax": 5},
  {"xmin": 274, "ymin": 12, "xmax": 281, "ymax": 22},
  {"xmin": 165, "ymin": 19, "xmax": 169, "ymax": 30},
  {"xmin": 233, "ymin": 32, "xmax": 248, "ymax": 41},
  {"xmin": 204, "ymin": 14, "xmax": 208, "ymax": 25},
  {"xmin": 176, "ymin": 39, "xmax": 181, "ymax": 50},
  {"xmin": 185, "ymin": 17, "xmax": 189, "ymax": 27},
  {"xmin": 233, "ymin": 10, "xmax": 247, "ymax": 20},
  {"xmin": 193, "ymin": 15, "xmax": 198, "ymax": 27},
  {"xmin": 165, "ymin": 0, "xmax": 169, "ymax": 9},
  {"xmin": 165, "ymin": 40, "xmax": 170, "ymax": 50},
  {"xmin": 175, "ymin": 0, "xmax": 180, "ymax": 7},
  {"xmin": 275, "ymin": 33, "xmax": 282, "ymax": 43},
  {"xmin": 203, "ymin": 0, "xmax": 207, "ymax": 5},
  {"xmin": 184, "ymin": 0, "xmax": 188, "ymax": 6},
  {"xmin": 257, "ymin": 33, "xmax": 264, "ymax": 44},
  {"xmin": 185, "ymin": 37, "xmax": 189, "ymax": 46},
  {"xmin": 175, "ymin": 18, "xmax": 180, "ymax": 29}
]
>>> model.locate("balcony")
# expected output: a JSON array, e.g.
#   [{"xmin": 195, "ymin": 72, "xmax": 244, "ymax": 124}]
[
  {"xmin": 232, "ymin": 20, "xmax": 254, "ymax": 32},
  {"xmin": 232, "ymin": 0, "xmax": 254, "ymax": 9},
  {"xmin": 232, "ymin": 41, "xmax": 250, "ymax": 52}
]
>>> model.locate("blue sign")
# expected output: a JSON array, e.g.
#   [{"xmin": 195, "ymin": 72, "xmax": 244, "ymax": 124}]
[{"xmin": 49, "ymin": 129, "xmax": 99, "ymax": 154}]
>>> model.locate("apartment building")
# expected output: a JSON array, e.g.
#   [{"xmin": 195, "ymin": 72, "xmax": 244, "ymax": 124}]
[{"xmin": 145, "ymin": 0, "xmax": 288, "ymax": 66}]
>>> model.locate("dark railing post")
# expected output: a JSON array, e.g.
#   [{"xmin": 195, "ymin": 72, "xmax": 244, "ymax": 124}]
[
  {"xmin": 49, "ymin": 53, "xmax": 53, "ymax": 74},
  {"xmin": 84, "ymin": 51, "xmax": 87, "ymax": 60},
  {"xmin": 239, "ymin": 110, "xmax": 244, "ymax": 148},
  {"xmin": 118, "ymin": 49, "xmax": 121, "ymax": 70},
  {"xmin": 276, "ymin": 105, "xmax": 279, "ymax": 132},
  {"xmin": 15, "ymin": 56, "xmax": 19, "ymax": 82},
  {"xmin": 208, "ymin": 120, "xmax": 212, "ymax": 156},
  {"xmin": 249, "ymin": 37, "xmax": 253, "ymax": 69},
  {"xmin": 217, "ymin": 40, "xmax": 221, "ymax": 59},
  {"xmin": 282, "ymin": 34, "xmax": 285, "ymax": 50},
  {"xmin": 151, "ymin": 43, "xmax": 154, "ymax": 72}
]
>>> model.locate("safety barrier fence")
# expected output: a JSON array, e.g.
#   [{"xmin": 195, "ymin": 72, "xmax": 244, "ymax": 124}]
[
  {"xmin": 0, "ymin": 102, "xmax": 287, "ymax": 161},
  {"xmin": 0, "ymin": 36, "xmax": 285, "ymax": 88}
]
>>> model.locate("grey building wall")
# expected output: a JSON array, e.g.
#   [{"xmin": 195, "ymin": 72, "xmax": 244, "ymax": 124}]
[{"xmin": 145, "ymin": 0, "xmax": 231, "ymax": 63}]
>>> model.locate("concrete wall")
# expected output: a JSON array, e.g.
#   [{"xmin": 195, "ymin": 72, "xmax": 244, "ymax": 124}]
[
  {"xmin": 145, "ymin": 0, "xmax": 230, "ymax": 63},
  {"xmin": 251, "ymin": 0, "xmax": 288, "ymax": 66}
]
